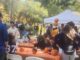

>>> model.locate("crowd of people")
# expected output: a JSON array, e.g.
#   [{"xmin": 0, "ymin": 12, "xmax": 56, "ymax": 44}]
[{"xmin": 0, "ymin": 12, "xmax": 80, "ymax": 60}]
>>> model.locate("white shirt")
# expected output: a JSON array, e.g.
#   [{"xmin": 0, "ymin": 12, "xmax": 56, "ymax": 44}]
[{"xmin": 8, "ymin": 27, "xmax": 20, "ymax": 39}]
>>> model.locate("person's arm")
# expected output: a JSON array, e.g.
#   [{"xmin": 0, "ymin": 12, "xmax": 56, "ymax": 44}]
[
  {"xmin": 15, "ymin": 28, "xmax": 20, "ymax": 39},
  {"xmin": 54, "ymin": 34, "xmax": 60, "ymax": 47},
  {"xmin": 3, "ymin": 25, "xmax": 9, "ymax": 47},
  {"xmin": 54, "ymin": 33, "xmax": 64, "ymax": 48}
]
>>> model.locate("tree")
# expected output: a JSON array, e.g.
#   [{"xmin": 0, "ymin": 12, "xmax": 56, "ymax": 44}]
[
  {"xmin": 36, "ymin": 0, "xmax": 77, "ymax": 16},
  {"xmin": 17, "ymin": 1, "xmax": 48, "ymax": 23},
  {"xmin": 0, "ymin": 0, "xmax": 80, "ymax": 23}
]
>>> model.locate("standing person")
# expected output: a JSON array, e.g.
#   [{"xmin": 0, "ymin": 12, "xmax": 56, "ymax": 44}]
[
  {"xmin": 54, "ymin": 23, "xmax": 78, "ymax": 60},
  {"xmin": 0, "ymin": 13, "xmax": 8, "ymax": 60},
  {"xmin": 46, "ymin": 24, "xmax": 53, "ymax": 37},
  {"xmin": 34, "ymin": 23, "xmax": 39, "ymax": 35},
  {"xmin": 51, "ymin": 26, "xmax": 59, "ymax": 39},
  {"xmin": 59, "ymin": 24, "xmax": 65, "ymax": 33},
  {"xmin": 8, "ymin": 21, "xmax": 20, "ymax": 39}
]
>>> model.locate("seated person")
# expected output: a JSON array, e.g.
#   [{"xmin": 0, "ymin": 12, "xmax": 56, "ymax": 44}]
[{"xmin": 35, "ymin": 34, "xmax": 54, "ymax": 50}]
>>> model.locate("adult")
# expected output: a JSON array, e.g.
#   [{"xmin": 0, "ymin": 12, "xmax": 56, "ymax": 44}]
[
  {"xmin": 0, "ymin": 13, "xmax": 8, "ymax": 60},
  {"xmin": 54, "ymin": 23, "xmax": 78, "ymax": 60},
  {"xmin": 8, "ymin": 21, "xmax": 20, "ymax": 39},
  {"xmin": 59, "ymin": 24, "xmax": 65, "ymax": 33},
  {"xmin": 51, "ymin": 26, "xmax": 59, "ymax": 39},
  {"xmin": 36, "ymin": 34, "xmax": 53, "ymax": 50},
  {"xmin": 46, "ymin": 24, "xmax": 53, "ymax": 37}
]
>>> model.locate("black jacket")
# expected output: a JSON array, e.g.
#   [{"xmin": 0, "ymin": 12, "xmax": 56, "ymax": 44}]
[{"xmin": 54, "ymin": 33, "xmax": 78, "ymax": 55}]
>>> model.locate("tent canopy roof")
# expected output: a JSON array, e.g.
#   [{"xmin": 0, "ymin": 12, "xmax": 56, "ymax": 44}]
[{"xmin": 44, "ymin": 10, "xmax": 80, "ymax": 24}]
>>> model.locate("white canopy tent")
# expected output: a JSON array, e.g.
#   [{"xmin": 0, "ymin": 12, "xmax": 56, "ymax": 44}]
[{"xmin": 44, "ymin": 10, "xmax": 80, "ymax": 24}]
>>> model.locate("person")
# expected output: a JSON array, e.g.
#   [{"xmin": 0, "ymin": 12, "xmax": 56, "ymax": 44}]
[
  {"xmin": 36, "ymin": 34, "xmax": 53, "ymax": 50},
  {"xmin": 18, "ymin": 24, "xmax": 25, "ymax": 37},
  {"xmin": 34, "ymin": 23, "xmax": 39, "ymax": 35},
  {"xmin": 59, "ymin": 24, "xmax": 64, "ymax": 33},
  {"xmin": 46, "ymin": 24, "xmax": 53, "ymax": 37},
  {"xmin": 0, "ymin": 13, "xmax": 8, "ymax": 60},
  {"xmin": 8, "ymin": 21, "xmax": 20, "ymax": 39},
  {"xmin": 8, "ymin": 33, "xmax": 16, "ymax": 54},
  {"xmin": 67, "ymin": 21, "xmax": 75, "ymax": 27},
  {"xmin": 54, "ymin": 23, "xmax": 78, "ymax": 60},
  {"xmin": 51, "ymin": 26, "xmax": 59, "ymax": 39}
]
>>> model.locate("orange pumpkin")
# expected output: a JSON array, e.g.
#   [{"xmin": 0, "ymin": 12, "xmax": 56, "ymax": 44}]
[
  {"xmin": 19, "ymin": 47, "xmax": 25, "ymax": 52},
  {"xmin": 44, "ymin": 48, "xmax": 49, "ymax": 53},
  {"xmin": 51, "ymin": 49, "xmax": 58, "ymax": 56},
  {"xmin": 32, "ymin": 48, "xmax": 37, "ymax": 54}
]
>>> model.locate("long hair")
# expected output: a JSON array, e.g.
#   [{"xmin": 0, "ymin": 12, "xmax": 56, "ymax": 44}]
[{"xmin": 63, "ymin": 24, "xmax": 74, "ymax": 34}]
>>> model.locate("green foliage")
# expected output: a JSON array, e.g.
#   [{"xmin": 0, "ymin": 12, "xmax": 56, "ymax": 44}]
[
  {"xmin": 0, "ymin": 0, "xmax": 48, "ymax": 23},
  {"xmin": 0, "ymin": 0, "xmax": 80, "ymax": 23},
  {"xmin": 17, "ymin": 1, "xmax": 48, "ymax": 23},
  {"xmin": 36, "ymin": 0, "xmax": 79, "ymax": 16}
]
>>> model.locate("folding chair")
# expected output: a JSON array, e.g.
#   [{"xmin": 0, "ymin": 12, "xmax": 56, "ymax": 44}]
[
  {"xmin": 7, "ymin": 54, "xmax": 22, "ymax": 60},
  {"xmin": 25, "ymin": 56, "xmax": 44, "ymax": 60}
]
